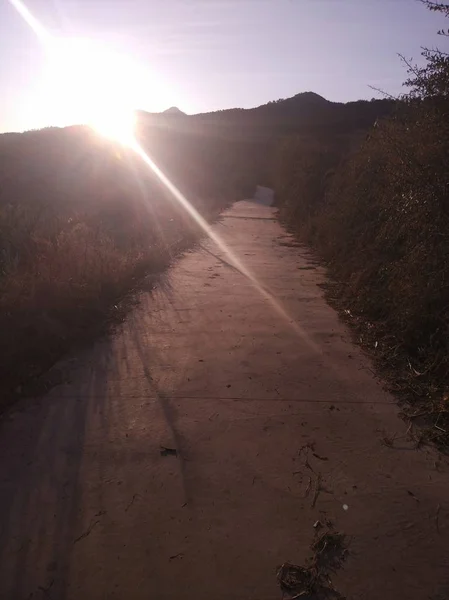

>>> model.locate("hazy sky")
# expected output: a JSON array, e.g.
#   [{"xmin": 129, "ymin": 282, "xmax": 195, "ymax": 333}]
[{"xmin": 0, "ymin": 0, "xmax": 446, "ymax": 132}]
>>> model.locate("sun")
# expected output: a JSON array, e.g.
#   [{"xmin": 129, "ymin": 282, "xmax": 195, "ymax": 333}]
[
  {"xmin": 9, "ymin": 0, "xmax": 184, "ymax": 137},
  {"xmin": 91, "ymin": 109, "xmax": 137, "ymax": 145},
  {"xmin": 42, "ymin": 38, "xmax": 142, "ymax": 144}
]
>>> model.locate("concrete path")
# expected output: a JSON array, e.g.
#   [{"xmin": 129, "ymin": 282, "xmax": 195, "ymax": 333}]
[{"xmin": 0, "ymin": 201, "xmax": 448, "ymax": 600}]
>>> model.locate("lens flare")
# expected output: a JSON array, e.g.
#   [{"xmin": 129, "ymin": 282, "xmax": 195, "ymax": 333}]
[
  {"xmin": 9, "ymin": 1, "xmax": 146, "ymax": 143},
  {"xmin": 43, "ymin": 37, "xmax": 139, "ymax": 143},
  {"xmin": 130, "ymin": 141, "xmax": 323, "ymax": 355},
  {"xmin": 9, "ymin": 0, "xmax": 324, "ymax": 361},
  {"xmin": 8, "ymin": 0, "xmax": 50, "ymax": 43}
]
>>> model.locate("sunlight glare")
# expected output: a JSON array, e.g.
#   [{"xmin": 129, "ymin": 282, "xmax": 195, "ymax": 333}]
[
  {"xmin": 8, "ymin": 0, "xmax": 50, "ymax": 42},
  {"xmin": 131, "ymin": 141, "xmax": 323, "ymax": 356},
  {"xmin": 9, "ymin": 0, "xmax": 324, "ymax": 360},
  {"xmin": 44, "ymin": 37, "xmax": 139, "ymax": 143},
  {"xmin": 8, "ymin": 1, "xmax": 137, "ymax": 141}
]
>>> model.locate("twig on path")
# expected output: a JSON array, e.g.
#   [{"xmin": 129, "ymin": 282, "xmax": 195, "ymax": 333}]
[
  {"xmin": 304, "ymin": 476, "xmax": 312, "ymax": 499},
  {"xmin": 312, "ymin": 452, "xmax": 329, "ymax": 461},
  {"xmin": 300, "ymin": 447, "xmax": 317, "ymax": 474},
  {"xmin": 407, "ymin": 490, "xmax": 420, "ymax": 503},
  {"xmin": 435, "ymin": 504, "xmax": 441, "ymax": 534},
  {"xmin": 312, "ymin": 473, "xmax": 323, "ymax": 508},
  {"xmin": 125, "ymin": 494, "xmax": 140, "ymax": 512},
  {"xmin": 304, "ymin": 456, "xmax": 316, "ymax": 473},
  {"xmin": 74, "ymin": 520, "xmax": 100, "ymax": 544},
  {"xmin": 405, "ymin": 421, "xmax": 413, "ymax": 438},
  {"xmin": 169, "ymin": 553, "xmax": 184, "ymax": 561}
]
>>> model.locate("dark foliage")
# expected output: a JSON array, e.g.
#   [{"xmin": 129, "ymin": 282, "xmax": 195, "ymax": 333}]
[
  {"xmin": 274, "ymin": 0, "xmax": 449, "ymax": 442},
  {"xmin": 0, "ymin": 121, "xmax": 243, "ymax": 403}
]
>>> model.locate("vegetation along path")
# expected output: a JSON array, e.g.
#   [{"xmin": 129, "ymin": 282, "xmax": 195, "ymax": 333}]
[{"xmin": 0, "ymin": 200, "xmax": 448, "ymax": 600}]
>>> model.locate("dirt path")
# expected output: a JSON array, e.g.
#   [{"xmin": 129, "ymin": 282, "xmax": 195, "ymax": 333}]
[{"xmin": 0, "ymin": 201, "xmax": 448, "ymax": 600}]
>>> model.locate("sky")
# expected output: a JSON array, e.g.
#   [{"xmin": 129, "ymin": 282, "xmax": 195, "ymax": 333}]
[{"xmin": 0, "ymin": 0, "xmax": 447, "ymax": 132}]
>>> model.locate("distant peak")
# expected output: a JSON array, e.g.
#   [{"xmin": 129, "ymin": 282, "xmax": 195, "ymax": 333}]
[
  {"xmin": 162, "ymin": 107, "xmax": 186, "ymax": 116},
  {"xmin": 293, "ymin": 92, "xmax": 328, "ymax": 102}
]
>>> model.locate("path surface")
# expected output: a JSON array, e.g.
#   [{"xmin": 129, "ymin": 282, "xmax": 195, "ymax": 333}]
[{"xmin": 0, "ymin": 201, "xmax": 448, "ymax": 600}]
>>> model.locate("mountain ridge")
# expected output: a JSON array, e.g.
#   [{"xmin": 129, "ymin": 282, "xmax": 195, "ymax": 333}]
[
  {"xmin": 135, "ymin": 91, "xmax": 395, "ymax": 140},
  {"xmin": 138, "ymin": 90, "xmax": 386, "ymax": 120}
]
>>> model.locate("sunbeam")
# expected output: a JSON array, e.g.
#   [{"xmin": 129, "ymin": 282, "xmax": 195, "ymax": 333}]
[
  {"xmin": 8, "ymin": 0, "xmax": 51, "ymax": 43},
  {"xmin": 130, "ymin": 140, "xmax": 323, "ymax": 355},
  {"xmin": 9, "ymin": 0, "xmax": 323, "ymax": 358}
]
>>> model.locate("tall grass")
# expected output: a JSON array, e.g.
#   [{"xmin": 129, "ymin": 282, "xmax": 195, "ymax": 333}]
[{"xmin": 0, "ymin": 124, "xmax": 236, "ymax": 404}]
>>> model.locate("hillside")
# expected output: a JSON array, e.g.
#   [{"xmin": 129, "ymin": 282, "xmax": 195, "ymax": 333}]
[{"xmin": 136, "ymin": 92, "xmax": 395, "ymax": 139}]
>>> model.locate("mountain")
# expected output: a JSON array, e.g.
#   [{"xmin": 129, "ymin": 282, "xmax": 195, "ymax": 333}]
[
  {"xmin": 135, "ymin": 92, "xmax": 396, "ymax": 141},
  {"xmin": 261, "ymin": 91, "xmax": 330, "ymax": 109},
  {"xmin": 162, "ymin": 107, "xmax": 186, "ymax": 116},
  {"xmin": 189, "ymin": 92, "xmax": 395, "ymax": 138}
]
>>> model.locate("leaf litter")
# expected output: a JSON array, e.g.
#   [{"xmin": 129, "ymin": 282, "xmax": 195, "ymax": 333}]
[{"xmin": 277, "ymin": 529, "xmax": 348, "ymax": 599}]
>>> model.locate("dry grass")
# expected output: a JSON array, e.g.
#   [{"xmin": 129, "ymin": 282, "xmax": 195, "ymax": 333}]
[
  {"xmin": 277, "ymin": 530, "xmax": 348, "ymax": 599},
  {"xmin": 0, "ymin": 124, "xmax": 233, "ymax": 410},
  {"xmin": 321, "ymin": 279, "xmax": 449, "ymax": 450},
  {"xmin": 274, "ymin": 102, "xmax": 449, "ymax": 451},
  {"xmin": 0, "ymin": 222, "xmax": 171, "ymax": 407}
]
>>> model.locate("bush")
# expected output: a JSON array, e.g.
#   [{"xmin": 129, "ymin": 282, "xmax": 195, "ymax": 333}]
[{"xmin": 272, "ymin": 1, "xmax": 449, "ymax": 437}]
